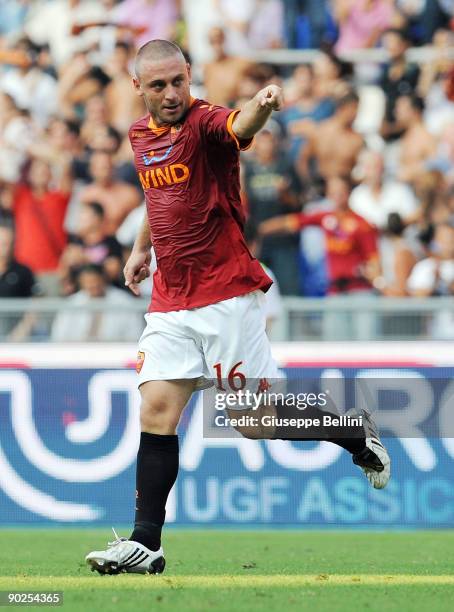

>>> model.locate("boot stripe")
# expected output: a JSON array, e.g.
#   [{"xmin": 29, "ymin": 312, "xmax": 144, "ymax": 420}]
[
  {"xmin": 124, "ymin": 552, "xmax": 149, "ymax": 568},
  {"xmin": 122, "ymin": 548, "xmax": 141, "ymax": 565}
]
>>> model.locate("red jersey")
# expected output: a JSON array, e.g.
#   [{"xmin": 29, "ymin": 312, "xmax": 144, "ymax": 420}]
[
  {"xmin": 129, "ymin": 98, "xmax": 272, "ymax": 312},
  {"xmin": 296, "ymin": 210, "xmax": 378, "ymax": 293},
  {"xmin": 13, "ymin": 185, "xmax": 69, "ymax": 273}
]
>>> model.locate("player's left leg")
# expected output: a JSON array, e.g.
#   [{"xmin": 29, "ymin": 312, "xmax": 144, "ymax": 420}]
[{"xmin": 198, "ymin": 290, "xmax": 390, "ymax": 489}]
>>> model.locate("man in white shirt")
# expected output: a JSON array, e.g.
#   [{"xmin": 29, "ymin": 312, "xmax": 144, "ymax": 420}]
[
  {"xmin": 407, "ymin": 223, "xmax": 454, "ymax": 339},
  {"xmin": 407, "ymin": 223, "xmax": 454, "ymax": 296},
  {"xmin": 24, "ymin": 0, "xmax": 107, "ymax": 66},
  {"xmin": 350, "ymin": 149, "xmax": 417, "ymax": 229},
  {"xmin": 51, "ymin": 263, "xmax": 144, "ymax": 341}
]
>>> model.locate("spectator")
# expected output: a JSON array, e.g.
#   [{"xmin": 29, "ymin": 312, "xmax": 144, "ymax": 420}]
[
  {"xmin": 0, "ymin": 0, "xmax": 31, "ymax": 39},
  {"xmin": 350, "ymin": 149, "xmax": 418, "ymax": 228},
  {"xmin": 203, "ymin": 26, "xmax": 253, "ymax": 106},
  {"xmin": 407, "ymin": 222, "xmax": 454, "ymax": 296},
  {"xmin": 51, "ymin": 263, "xmax": 144, "ymax": 341},
  {"xmin": 24, "ymin": 0, "xmax": 107, "ymax": 67},
  {"xmin": 0, "ymin": 37, "xmax": 58, "ymax": 127},
  {"xmin": 13, "ymin": 157, "xmax": 72, "ymax": 295},
  {"xmin": 248, "ymin": 0, "xmax": 285, "ymax": 50},
  {"xmin": 79, "ymin": 151, "xmax": 141, "ymax": 234},
  {"xmin": 0, "ymin": 219, "xmax": 36, "ymax": 339},
  {"xmin": 395, "ymin": 94, "xmax": 437, "ymax": 184},
  {"xmin": 259, "ymin": 175, "xmax": 380, "ymax": 294},
  {"xmin": 235, "ymin": 63, "xmax": 279, "ymax": 105},
  {"xmin": 244, "ymin": 221, "xmax": 283, "ymax": 333},
  {"xmin": 426, "ymin": 121, "xmax": 454, "ymax": 187},
  {"xmin": 58, "ymin": 54, "xmax": 111, "ymax": 122},
  {"xmin": 243, "ymin": 121, "xmax": 303, "ymax": 295},
  {"xmin": 104, "ymin": 42, "xmax": 145, "ymax": 135},
  {"xmin": 29, "ymin": 117, "xmax": 83, "ymax": 171},
  {"xmin": 213, "ymin": 0, "xmax": 256, "ymax": 55},
  {"xmin": 0, "ymin": 92, "xmax": 36, "ymax": 183},
  {"xmin": 298, "ymin": 91, "xmax": 363, "ymax": 188},
  {"xmin": 79, "ymin": 94, "xmax": 110, "ymax": 147},
  {"xmin": 312, "ymin": 49, "xmax": 353, "ymax": 100},
  {"xmin": 59, "ymin": 201, "xmax": 124, "ymax": 294},
  {"xmin": 334, "ymin": 0, "xmax": 397, "ymax": 54},
  {"xmin": 380, "ymin": 28, "xmax": 421, "ymax": 140},
  {"xmin": 284, "ymin": 0, "xmax": 334, "ymax": 49},
  {"xmin": 419, "ymin": 29, "xmax": 454, "ymax": 135},
  {"xmin": 377, "ymin": 212, "xmax": 416, "ymax": 296},
  {"xmin": 112, "ymin": 0, "xmax": 179, "ymax": 49},
  {"xmin": 397, "ymin": 0, "xmax": 451, "ymax": 44},
  {"xmin": 280, "ymin": 64, "xmax": 335, "ymax": 165},
  {"xmin": 406, "ymin": 221, "xmax": 454, "ymax": 337}
]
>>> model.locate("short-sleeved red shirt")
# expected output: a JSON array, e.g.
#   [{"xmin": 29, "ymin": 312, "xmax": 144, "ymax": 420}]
[
  {"xmin": 295, "ymin": 210, "xmax": 378, "ymax": 293},
  {"xmin": 129, "ymin": 98, "xmax": 272, "ymax": 312},
  {"xmin": 13, "ymin": 185, "xmax": 69, "ymax": 273}
]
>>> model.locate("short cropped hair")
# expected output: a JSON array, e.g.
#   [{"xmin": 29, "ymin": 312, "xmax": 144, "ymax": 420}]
[
  {"xmin": 135, "ymin": 39, "xmax": 185, "ymax": 77},
  {"xmin": 336, "ymin": 91, "xmax": 360, "ymax": 110}
]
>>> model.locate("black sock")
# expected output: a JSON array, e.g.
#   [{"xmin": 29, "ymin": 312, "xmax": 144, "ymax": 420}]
[
  {"xmin": 331, "ymin": 437, "xmax": 366, "ymax": 455},
  {"xmin": 272, "ymin": 400, "xmax": 366, "ymax": 454},
  {"xmin": 130, "ymin": 432, "xmax": 179, "ymax": 551}
]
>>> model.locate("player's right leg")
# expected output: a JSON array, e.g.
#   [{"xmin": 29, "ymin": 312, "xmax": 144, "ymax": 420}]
[{"xmin": 86, "ymin": 378, "xmax": 195, "ymax": 575}]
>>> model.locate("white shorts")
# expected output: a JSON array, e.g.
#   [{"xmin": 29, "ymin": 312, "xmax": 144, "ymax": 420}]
[{"xmin": 136, "ymin": 290, "xmax": 280, "ymax": 391}]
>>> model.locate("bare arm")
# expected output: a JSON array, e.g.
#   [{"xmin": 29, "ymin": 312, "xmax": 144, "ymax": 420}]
[
  {"xmin": 297, "ymin": 133, "xmax": 314, "ymax": 179},
  {"xmin": 232, "ymin": 85, "xmax": 283, "ymax": 140},
  {"xmin": 333, "ymin": 0, "xmax": 355, "ymax": 23},
  {"xmin": 259, "ymin": 214, "xmax": 300, "ymax": 236},
  {"xmin": 123, "ymin": 212, "xmax": 152, "ymax": 296}
]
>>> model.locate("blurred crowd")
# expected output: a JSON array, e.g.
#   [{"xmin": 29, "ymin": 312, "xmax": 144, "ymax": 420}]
[{"xmin": 1, "ymin": 0, "xmax": 454, "ymax": 340}]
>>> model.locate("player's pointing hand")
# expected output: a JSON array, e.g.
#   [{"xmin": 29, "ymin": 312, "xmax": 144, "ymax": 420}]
[{"xmin": 256, "ymin": 85, "xmax": 283, "ymax": 111}]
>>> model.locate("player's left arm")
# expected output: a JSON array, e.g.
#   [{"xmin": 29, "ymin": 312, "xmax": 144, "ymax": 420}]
[{"xmin": 232, "ymin": 85, "xmax": 284, "ymax": 140}]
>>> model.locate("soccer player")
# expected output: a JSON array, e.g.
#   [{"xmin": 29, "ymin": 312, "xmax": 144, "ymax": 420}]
[{"xmin": 85, "ymin": 40, "xmax": 390, "ymax": 576}]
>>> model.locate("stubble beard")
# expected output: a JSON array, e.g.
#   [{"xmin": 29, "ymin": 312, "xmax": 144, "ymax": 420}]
[{"xmin": 145, "ymin": 97, "xmax": 187, "ymax": 127}]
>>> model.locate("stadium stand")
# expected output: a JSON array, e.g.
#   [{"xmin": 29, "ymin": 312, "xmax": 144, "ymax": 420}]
[{"xmin": 1, "ymin": 0, "xmax": 454, "ymax": 341}]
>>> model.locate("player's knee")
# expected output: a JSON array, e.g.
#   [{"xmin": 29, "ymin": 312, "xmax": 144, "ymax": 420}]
[{"xmin": 140, "ymin": 398, "xmax": 179, "ymax": 434}]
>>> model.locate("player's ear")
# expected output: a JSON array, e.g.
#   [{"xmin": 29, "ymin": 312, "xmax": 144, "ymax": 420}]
[{"xmin": 132, "ymin": 76, "xmax": 144, "ymax": 97}]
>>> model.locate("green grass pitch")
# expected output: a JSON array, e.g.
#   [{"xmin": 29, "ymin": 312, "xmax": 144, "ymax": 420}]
[{"xmin": 0, "ymin": 529, "xmax": 453, "ymax": 611}]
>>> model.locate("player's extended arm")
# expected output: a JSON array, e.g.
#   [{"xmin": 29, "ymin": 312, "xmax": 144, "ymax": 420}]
[
  {"xmin": 123, "ymin": 212, "xmax": 152, "ymax": 296},
  {"xmin": 232, "ymin": 85, "xmax": 284, "ymax": 140}
]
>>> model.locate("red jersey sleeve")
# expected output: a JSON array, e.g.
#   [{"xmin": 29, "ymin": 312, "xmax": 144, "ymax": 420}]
[
  {"xmin": 297, "ymin": 211, "xmax": 327, "ymax": 229},
  {"xmin": 356, "ymin": 220, "xmax": 379, "ymax": 260},
  {"xmin": 196, "ymin": 103, "xmax": 253, "ymax": 151}
]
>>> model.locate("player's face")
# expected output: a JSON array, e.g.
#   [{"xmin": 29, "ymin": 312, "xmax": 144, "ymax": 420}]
[{"xmin": 133, "ymin": 55, "xmax": 191, "ymax": 127}]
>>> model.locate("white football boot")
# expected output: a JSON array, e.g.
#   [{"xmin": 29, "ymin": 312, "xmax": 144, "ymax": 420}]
[
  {"xmin": 352, "ymin": 408, "xmax": 391, "ymax": 489},
  {"xmin": 86, "ymin": 529, "xmax": 165, "ymax": 575}
]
